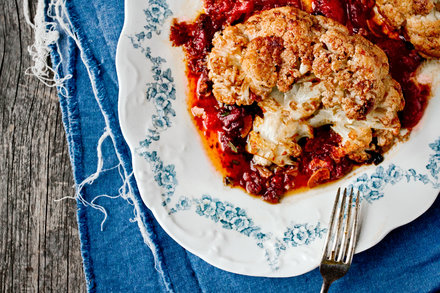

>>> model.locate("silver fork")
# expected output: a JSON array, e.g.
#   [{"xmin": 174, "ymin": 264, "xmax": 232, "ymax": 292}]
[{"xmin": 319, "ymin": 188, "xmax": 361, "ymax": 293}]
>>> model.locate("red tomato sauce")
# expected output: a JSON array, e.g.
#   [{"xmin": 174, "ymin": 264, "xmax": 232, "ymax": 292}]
[{"xmin": 170, "ymin": 0, "xmax": 431, "ymax": 203}]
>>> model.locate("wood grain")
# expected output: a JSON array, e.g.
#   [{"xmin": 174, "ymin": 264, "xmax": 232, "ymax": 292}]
[{"xmin": 0, "ymin": 0, "xmax": 86, "ymax": 291}]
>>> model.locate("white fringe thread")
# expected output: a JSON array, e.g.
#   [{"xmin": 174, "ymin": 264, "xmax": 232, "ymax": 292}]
[{"xmin": 24, "ymin": 0, "xmax": 71, "ymax": 95}]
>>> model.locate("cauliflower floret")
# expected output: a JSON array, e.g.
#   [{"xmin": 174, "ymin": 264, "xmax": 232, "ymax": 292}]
[
  {"xmin": 375, "ymin": 0, "xmax": 440, "ymax": 58},
  {"xmin": 269, "ymin": 82, "xmax": 324, "ymax": 120},
  {"xmin": 208, "ymin": 6, "xmax": 394, "ymax": 119},
  {"xmin": 208, "ymin": 26, "xmax": 252, "ymax": 105},
  {"xmin": 309, "ymin": 80, "xmax": 404, "ymax": 162},
  {"xmin": 245, "ymin": 81, "xmax": 322, "ymax": 166},
  {"xmin": 246, "ymin": 112, "xmax": 310, "ymax": 166},
  {"xmin": 242, "ymin": 36, "xmax": 284, "ymax": 97},
  {"xmin": 208, "ymin": 7, "xmax": 405, "ymax": 167}
]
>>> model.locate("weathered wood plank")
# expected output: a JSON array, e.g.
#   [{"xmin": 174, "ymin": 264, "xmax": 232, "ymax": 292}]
[{"xmin": 0, "ymin": 0, "xmax": 86, "ymax": 292}]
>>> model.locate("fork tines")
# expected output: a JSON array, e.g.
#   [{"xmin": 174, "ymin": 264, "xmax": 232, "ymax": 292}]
[{"xmin": 322, "ymin": 187, "xmax": 360, "ymax": 264}]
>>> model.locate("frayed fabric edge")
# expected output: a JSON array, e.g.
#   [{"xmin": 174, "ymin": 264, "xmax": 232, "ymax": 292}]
[
  {"xmin": 44, "ymin": 4, "xmax": 98, "ymax": 290},
  {"xmin": 23, "ymin": 0, "xmax": 72, "ymax": 94},
  {"xmin": 28, "ymin": 0, "xmax": 175, "ymax": 292}
]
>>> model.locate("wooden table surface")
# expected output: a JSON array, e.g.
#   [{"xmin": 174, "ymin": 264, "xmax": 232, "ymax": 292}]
[{"xmin": 1, "ymin": 1, "xmax": 86, "ymax": 291}]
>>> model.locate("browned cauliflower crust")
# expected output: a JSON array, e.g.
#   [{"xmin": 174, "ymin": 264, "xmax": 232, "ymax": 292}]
[
  {"xmin": 208, "ymin": 6, "xmax": 394, "ymax": 119},
  {"xmin": 376, "ymin": 0, "xmax": 440, "ymax": 58},
  {"xmin": 207, "ymin": 7, "xmax": 405, "ymax": 166}
]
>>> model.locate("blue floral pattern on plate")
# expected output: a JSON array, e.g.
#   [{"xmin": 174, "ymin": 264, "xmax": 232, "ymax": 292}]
[
  {"xmin": 169, "ymin": 195, "xmax": 326, "ymax": 270},
  {"xmin": 350, "ymin": 137, "xmax": 440, "ymax": 203},
  {"xmin": 170, "ymin": 195, "xmax": 269, "ymax": 241},
  {"xmin": 128, "ymin": 38, "xmax": 177, "ymax": 149},
  {"xmin": 137, "ymin": 151, "xmax": 177, "ymax": 205},
  {"xmin": 142, "ymin": 0, "xmax": 172, "ymax": 39},
  {"xmin": 128, "ymin": 0, "xmax": 176, "ymax": 149}
]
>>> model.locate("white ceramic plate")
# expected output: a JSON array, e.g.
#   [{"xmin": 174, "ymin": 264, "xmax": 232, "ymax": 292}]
[{"xmin": 117, "ymin": 0, "xmax": 440, "ymax": 277}]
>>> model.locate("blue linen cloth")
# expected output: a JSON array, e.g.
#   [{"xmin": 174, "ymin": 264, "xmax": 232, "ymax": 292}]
[{"xmin": 46, "ymin": 0, "xmax": 440, "ymax": 292}]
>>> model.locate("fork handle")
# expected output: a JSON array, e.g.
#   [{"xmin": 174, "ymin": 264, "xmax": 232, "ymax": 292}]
[{"xmin": 320, "ymin": 280, "xmax": 333, "ymax": 293}]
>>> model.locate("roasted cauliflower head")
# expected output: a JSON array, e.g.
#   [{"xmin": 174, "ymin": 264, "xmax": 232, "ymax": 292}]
[
  {"xmin": 375, "ymin": 0, "xmax": 440, "ymax": 58},
  {"xmin": 207, "ymin": 7, "xmax": 405, "ymax": 167}
]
